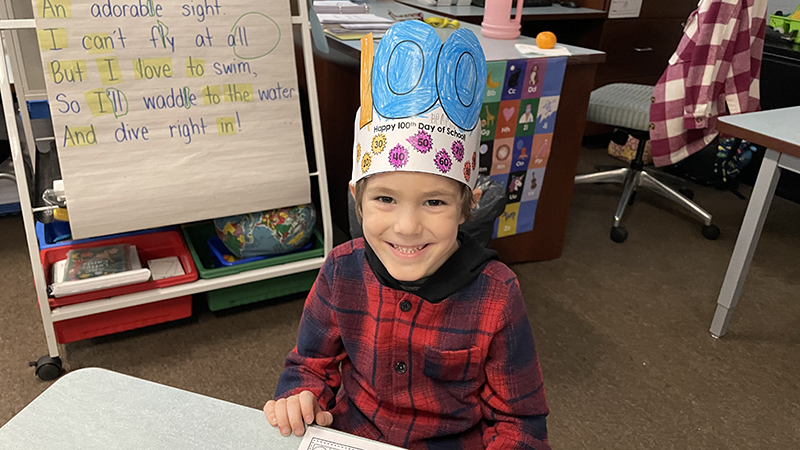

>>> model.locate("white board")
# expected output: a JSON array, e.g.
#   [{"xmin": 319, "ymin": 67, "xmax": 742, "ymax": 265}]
[{"xmin": 32, "ymin": 0, "xmax": 311, "ymax": 238}]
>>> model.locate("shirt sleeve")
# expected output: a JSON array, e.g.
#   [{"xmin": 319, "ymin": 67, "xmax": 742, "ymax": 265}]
[
  {"xmin": 481, "ymin": 278, "xmax": 551, "ymax": 450},
  {"xmin": 274, "ymin": 255, "xmax": 347, "ymax": 410},
  {"xmin": 680, "ymin": 0, "xmax": 737, "ymax": 129}
]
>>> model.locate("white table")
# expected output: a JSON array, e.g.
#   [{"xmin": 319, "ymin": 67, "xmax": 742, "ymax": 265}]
[
  {"xmin": 710, "ymin": 106, "xmax": 800, "ymax": 338},
  {"xmin": 0, "ymin": 368, "xmax": 377, "ymax": 449}
]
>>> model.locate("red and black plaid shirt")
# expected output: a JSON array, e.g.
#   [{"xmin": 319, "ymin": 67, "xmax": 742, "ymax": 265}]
[{"xmin": 275, "ymin": 238, "xmax": 550, "ymax": 449}]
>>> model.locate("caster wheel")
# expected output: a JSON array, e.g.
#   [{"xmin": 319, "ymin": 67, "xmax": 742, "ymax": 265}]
[
  {"xmin": 679, "ymin": 187, "xmax": 694, "ymax": 200},
  {"xmin": 610, "ymin": 226, "xmax": 628, "ymax": 243},
  {"xmin": 29, "ymin": 356, "xmax": 63, "ymax": 381},
  {"xmin": 628, "ymin": 191, "xmax": 637, "ymax": 206},
  {"xmin": 702, "ymin": 224, "xmax": 720, "ymax": 241}
]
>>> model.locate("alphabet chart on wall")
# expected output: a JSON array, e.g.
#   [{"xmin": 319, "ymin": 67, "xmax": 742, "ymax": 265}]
[
  {"xmin": 33, "ymin": 0, "xmax": 311, "ymax": 238},
  {"xmin": 478, "ymin": 56, "xmax": 567, "ymax": 238}
]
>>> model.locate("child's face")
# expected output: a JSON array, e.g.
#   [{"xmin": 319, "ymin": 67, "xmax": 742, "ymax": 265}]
[{"xmin": 360, "ymin": 172, "xmax": 464, "ymax": 282}]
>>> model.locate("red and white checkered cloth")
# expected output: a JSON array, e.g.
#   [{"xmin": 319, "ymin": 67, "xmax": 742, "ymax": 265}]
[{"xmin": 649, "ymin": 0, "xmax": 767, "ymax": 167}]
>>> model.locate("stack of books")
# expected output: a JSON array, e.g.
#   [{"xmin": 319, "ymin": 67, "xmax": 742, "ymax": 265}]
[
  {"xmin": 48, "ymin": 244, "xmax": 184, "ymax": 297},
  {"xmin": 314, "ymin": 1, "xmax": 395, "ymax": 40}
]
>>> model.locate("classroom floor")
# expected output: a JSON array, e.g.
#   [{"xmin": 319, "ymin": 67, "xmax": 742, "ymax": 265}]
[{"xmin": 1, "ymin": 147, "xmax": 798, "ymax": 449}]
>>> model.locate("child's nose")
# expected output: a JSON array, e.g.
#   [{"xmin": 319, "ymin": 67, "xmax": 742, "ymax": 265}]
[{"xmin": 394, "ymin": 208, "xmax": 423, "ymax": 235}]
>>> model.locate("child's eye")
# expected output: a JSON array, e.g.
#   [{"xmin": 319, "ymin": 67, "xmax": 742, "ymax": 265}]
[
  {"xmin": 376, "ymin": 196, "xmax": 394, "ymax": 204},
  {"xmin": 424, "ymin": 199, "xmax": 445, "ymax": 207}
]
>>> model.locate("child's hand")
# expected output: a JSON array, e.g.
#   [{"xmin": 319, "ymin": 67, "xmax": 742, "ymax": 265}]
[{"xmin": 264, "ymin": 391, "xmax": 333, "ymax": 437}]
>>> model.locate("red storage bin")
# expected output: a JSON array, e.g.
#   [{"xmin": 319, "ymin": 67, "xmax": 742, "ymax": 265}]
[
  {"xmin": 53, "ymin": 296, "xmax": 193, "ymax": 344},
  {"xmin": 40, "ymin": 230, "xmax": 198, "ymax": 308}
]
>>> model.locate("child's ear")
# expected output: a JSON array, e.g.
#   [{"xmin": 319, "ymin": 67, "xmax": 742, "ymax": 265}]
[
  {"xmin": 349, "ymin": 182, "xmax": 356, "ymax": 199},
  {"xmin": 471, "ymin": 188, "xmax": 483, "ymax": 209}
]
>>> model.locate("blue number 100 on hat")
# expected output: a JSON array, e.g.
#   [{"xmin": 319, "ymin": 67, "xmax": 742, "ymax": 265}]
[{"xmin": 370, "ymin": 21, "xmax": 487, "ymax": 132}]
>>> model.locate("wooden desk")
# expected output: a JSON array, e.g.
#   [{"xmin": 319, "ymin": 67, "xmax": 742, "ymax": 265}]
[
  {"xmin": 394, "ymin": 0, "xmax": 607, "ymax": 48},
  {"xmin": 311, "ymin": 1, "xmax": 605, "ymax": 263},
  {"xmin": 394, "ymin": 0, "xmax": 608, "ymax": 22},
  {"xmin": 0, "ymin": 368, "xmax": 384, "ymax": 449},
  {"xmin": 709, "ymin": 106, "xmax": 800, "ymax": 338}
]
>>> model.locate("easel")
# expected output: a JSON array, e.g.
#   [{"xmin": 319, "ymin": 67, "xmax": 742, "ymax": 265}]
[{"xmin": 0, "ymin": 0, "xmax": 333, "ymax": 380}]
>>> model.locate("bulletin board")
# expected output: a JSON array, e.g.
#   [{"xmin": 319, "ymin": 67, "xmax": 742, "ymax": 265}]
[
  {"xmin": 477, "ymin": 56, "xmax": 567, "ymax": 239},
  {"xmin": 32, "ymin": 0, "xmax": 311, "ymax": 239}
]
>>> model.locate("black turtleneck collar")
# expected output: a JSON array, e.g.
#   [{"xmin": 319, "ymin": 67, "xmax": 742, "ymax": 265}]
[{"xmin": 364, "ymin": 231, "xmax": 498, "ymax": 303}]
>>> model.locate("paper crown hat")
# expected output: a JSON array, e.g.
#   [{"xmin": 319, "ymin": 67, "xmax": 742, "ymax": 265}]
[{"xmin": 352, "ymin": 21, "xmax": 487, "ymax": 189}]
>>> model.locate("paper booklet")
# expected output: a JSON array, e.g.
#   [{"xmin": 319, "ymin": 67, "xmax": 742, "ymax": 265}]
[
  {"xmin": 313, "ymin": 1, "xmax": 370, "ymax": 14},
  {"xmin": 324, "ymin": 27, "xmax": 387, "ymax": 41},
  {"xmin": 316, "ymin": 13, "xmax": 394, "ymax": 24}
]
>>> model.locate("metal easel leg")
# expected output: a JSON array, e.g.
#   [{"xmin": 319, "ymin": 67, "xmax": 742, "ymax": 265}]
[
  {"xmin": 296, "ymin": 0, "xmax": 333, "ymax": 257},
  {"xmin": 0, "ymin": 24, "xmax": 63, "ymax": 380}
]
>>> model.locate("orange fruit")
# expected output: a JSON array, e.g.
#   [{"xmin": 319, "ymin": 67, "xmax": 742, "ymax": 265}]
[{"xmin": 536, "ymin": 31, "xmax": 557, "ymax": 49}]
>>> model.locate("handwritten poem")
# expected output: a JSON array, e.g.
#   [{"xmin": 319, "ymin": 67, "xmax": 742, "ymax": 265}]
[{"xmin": 34, "ymin": 0, "xmax": 311, "ymax": 238}]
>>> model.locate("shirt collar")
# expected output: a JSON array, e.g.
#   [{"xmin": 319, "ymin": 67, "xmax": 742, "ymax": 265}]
[{"xmin": 363, "ymin": 231, "xmax": 498, "ymax": 303}]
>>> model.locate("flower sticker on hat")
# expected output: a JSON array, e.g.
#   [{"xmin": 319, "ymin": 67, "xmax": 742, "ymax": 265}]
[
  {"xmin": 361, "ymin": 152, "xmax": 373, "ymax": 174},
  {"xmin": 389, "ymin": 144, "xmax": 409, "ymax": 169},
  {"xmin": 451, "ymin": 140, "xmax": 465, "ymax": 162},
  {"xmin": 463, "ymin": 161, "xmax": 471, "ymax": 183},
  {"xmin": 471, "ymin": 153, "xmax": 476, "ymax": 170},
  {"xmin": 434, "ymin": 149, "xmax": 452, "ymax": 174},
  {"xmin": 372, "ymin": 133, "xmax": 387, "ymax": 154},
  {"xmin": 356, "ymin": 144, "xmax": 361, "ymax": 163},
  {"xmin": 407, "ymin": 130, "xmax": 433, "ymax": 154}
]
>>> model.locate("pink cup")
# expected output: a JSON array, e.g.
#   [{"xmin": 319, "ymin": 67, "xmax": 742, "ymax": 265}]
[{"xmin": 481, "ymin": 0, "xmax": 525, "ymax": 40}]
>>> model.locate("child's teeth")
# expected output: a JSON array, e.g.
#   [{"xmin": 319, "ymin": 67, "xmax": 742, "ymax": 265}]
[{"xmin": 396, "ymin": 245, "xmax": 424, "ymax": 254}]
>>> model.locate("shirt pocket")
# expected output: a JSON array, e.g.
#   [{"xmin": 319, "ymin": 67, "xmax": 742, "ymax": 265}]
[{"xmin": 423, "ymin": 346, "xmax": 482, "ymax": 382}]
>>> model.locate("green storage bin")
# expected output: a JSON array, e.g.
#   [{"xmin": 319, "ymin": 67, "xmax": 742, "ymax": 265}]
[
  {"xmin": 181, "ymin": 221, "xmax": 324, "ymax": 311},
  {"xmin": 770, "ymin": 11, "xmax": 800, "ymax": 44},
  {"xmin": 181, "ymin": 222, "xmax": 324, "ymax": 279},
  {"xmin": 200, "ymin": 269, "xmax": 318, "ymax": 312}
]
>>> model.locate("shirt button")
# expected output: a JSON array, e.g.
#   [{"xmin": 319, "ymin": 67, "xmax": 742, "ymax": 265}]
[
  {"xmin": 395, "ymin": 361, "xmax": 407, "ymax": 374},
  {"xmin": 399, "ymin": 300, "xmax": 412, "ymax": 312}
]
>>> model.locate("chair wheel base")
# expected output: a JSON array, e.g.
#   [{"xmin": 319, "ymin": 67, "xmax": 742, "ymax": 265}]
[
  {"xmin": 702, "ymin": 224, "xmax": 720, "ymax": 240},
  {"xmin": 610, "ymin": 227, "xmax": 628, "ymax": 243},
  {"xmin": 29, "ymin": 356, "xmax": 63, "ymax": 381}
]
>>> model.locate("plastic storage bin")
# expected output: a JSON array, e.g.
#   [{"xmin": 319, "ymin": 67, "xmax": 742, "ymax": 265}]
[
  {"xmin": 770, "ymin": 14, "xmax": 800, "ymax": 44},
  {"xmin": 39, "ymin": 229, "xmax": 197, "ymax": 343},
  {"xmin": 199, "ymin": 271, "xmax": 318, "ymax": 312},
  {"xmin": 53, "ymin": 296, "xmax": 192, "ymax": 344},
  {"xmin": 40, "ymin": 229, "xmax": 198, "ymax": 307},
  {"xmin": 35, "ymin": 220, "xmax": 175, "ymax": 250},
  {"xmin": 181, "ymin": 222, "xmax": 324, "ymax": 278},
  {"xmin": 181, "ymin": 222, "xmax": 323, "ymax": 311}
]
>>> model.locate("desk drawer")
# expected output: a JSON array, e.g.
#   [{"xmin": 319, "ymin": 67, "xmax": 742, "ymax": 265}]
[{"xmin": 596, "ymin": 19, "xmax": 685, "ymax": 83}]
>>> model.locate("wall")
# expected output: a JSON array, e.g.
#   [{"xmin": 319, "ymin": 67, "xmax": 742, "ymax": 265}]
[{"xmin": 769, "ymin": 0, "xmax": 798, "ymax": 15}]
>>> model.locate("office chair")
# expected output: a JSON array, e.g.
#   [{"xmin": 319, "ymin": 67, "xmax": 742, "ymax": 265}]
[{"xmin": 574, "ymin": 83, "xmax": 720, "ymax": 243}]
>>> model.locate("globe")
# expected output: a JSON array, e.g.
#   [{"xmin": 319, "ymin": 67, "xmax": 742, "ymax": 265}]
[{"xmin": 214, "ymin": 204, "xmax": 317, "ymax": 259}]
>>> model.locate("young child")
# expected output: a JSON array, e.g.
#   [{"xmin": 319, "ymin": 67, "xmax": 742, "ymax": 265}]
[{"xmin": 265, "ymin": 21, "xmax": 550, "ymax": 450}]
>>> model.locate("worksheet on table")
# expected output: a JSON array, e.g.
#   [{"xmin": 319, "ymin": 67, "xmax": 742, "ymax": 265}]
[{"xmin": 298, "ymin": 426, "xmax": 405, "ymax": 450}]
